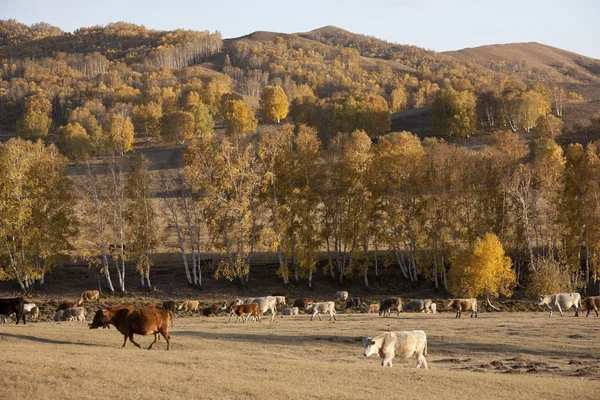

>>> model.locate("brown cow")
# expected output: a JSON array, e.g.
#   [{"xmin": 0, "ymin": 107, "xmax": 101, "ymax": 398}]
[
  {"xmin": 228, "ymin": 303, "xmax": 260, "ymax": 323},
  {"xmin": 581, "ymin": 296, "xmax": 600, "ymax": 317},
  {"xmin": 368, "ymin": 304, "xmax": 380, "ymax": 313},
  {"xmin": 446, "ymin": 298, "xmax": 478, "ymax": 318},
  {"xmin": 293, "ymin": 298, "xmax": 313, "ymax": 309},
  {"xmin": 202, "ymin": 304, "xmax": 221, "ymax": 317},
  {"xmin": 162, "ymin": 301, "xmax": 176, "ymax": 312},
  {"xmin": 89, "ymin": 307, "xmax": 173, "ymax": 350},
  {"xmin": 379, "ymin": 298, "xmax": 403, "ymax": 317},
  {"xmin": 79, "ymin": 290, "xmax": 100, "ymax": 305},
  {"xmin": 177, "ymin": 300, "xmax": 199, "ymax": 312},
  {"xmin": 56, "ymin": 301, "xmax": 79, "ymax": 312}
]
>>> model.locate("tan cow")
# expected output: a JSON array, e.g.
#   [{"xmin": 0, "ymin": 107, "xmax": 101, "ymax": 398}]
[
  {"xmin": 306, "ymin": 301, "xmax": 337, "ymax": 321},
  {"xmin": 281, "ymin": 307, "xmax": 299, "ymax": 316},
  {"xmin": 64, "ymin": 307, "xmax": 86, "ymax": 321},
  {"xmin": 79, "ymin": 290, "xmax": 100, "ymax": 305},
  {"xmin": 537, "ymin": 293, "xmax": 581, "ymax": 317},
  {"xmin": 404, "ymin": 299, "xmax": 435, "ymax": 313},
  {"xmin": 368, "ymin": 304, "xmax": 380, "ymax": 313},
  {"xmin": 177, "ymin": 300, "xmax": 200, "ymax": 312},
  {"xmin": 581, "ymin": 296, "xmax": 600, "ymax": 317},
  {"xmin": 446, "ymin": 298, "xmax": 478, "ymax": 318},
  {"xmin": 363, "ymin": 331, "xmax": 429, "ymax": 368}
]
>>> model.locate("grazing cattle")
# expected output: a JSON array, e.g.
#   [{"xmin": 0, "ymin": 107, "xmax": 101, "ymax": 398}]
[
  {"xmin": 228, "ymin": 303, "xmax": 260, "ymax": 323},
  {"xmin": 63, "ymin": 307, "xmax": 86, "ymax": 321},
  {"xmin": 293, "ymin": 298, "xmax": 313, "ymax": 309},
  {"xmin": 404, "ymin": 299, "xmax": 435, "ymax": 314},
  {"xmin": 335, "ymin": 291, "xmax": 349, "ymax": 302},
  {"xmin": 162, "ymin": 301, "xmax": 176, "ymax": 312},
  {"xmin": 202, "ymin": 304, "xmax": 221, "ymax": 317},
  {"xmin": 379, "ymin": 298, "xmax": 403, "ymax": 317},
  {"xmin": 79, "ymin": 290, "xmax": 100, "ymax": 305},
  {"xmin": 537, "ymin": 293, "xmax": 581, "ymax": 317},
  {"xmin": 581, "ymin": 296, "xmax": 600, "ymax": 317},
  {"xmin": 23, "ymin": 303, "xmax": 39, "ymax": 319},
  {"xmin": 306, "ymin": 301, "xmax": 337, "ymax": 321},
  {"xmin": 345, "ymin": 298, "xmax": 362, "ymax": 309},
  {"xmin": 368, "ymin": 304, "xmax": 380, "ymax": 313},
  {"xmin": 0, "ymin": 314, "xmax": 7, "ymax": 324},
  {"xmin": 177, "ymin": 300, "xmax": 199, "ymax": 312},
  {"xmin": 53, "ymin": 311, "xmax": 66, "ymax": 322},
  {"xmin": 446, "ymin": 298, "xmax": 478, "ymax": 318},
  {"xmin": 56, "ymin": 301, "xmax": 79, "ymax": 312},
  {"xmin": 281, "ymin": 307, "xmax": 299, "ymax": 316},
  {"xmin": 89, "ymin": 307, "xmax": 173, "ymax": 350},
  {"xmin": 363, "ymin": 331, "xmax": 429, "ymax": 368},
  {"xmin": 0, "ymin": 297, "xmax": 26, "ymax": 324}
]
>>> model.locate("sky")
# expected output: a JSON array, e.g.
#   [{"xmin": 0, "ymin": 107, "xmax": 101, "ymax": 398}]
[{"xmin": 1, "ymin": 0, "xmax": 599, "ymax": 59}]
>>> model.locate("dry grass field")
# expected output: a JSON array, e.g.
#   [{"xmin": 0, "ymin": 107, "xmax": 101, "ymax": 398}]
[{"xmin": 1, "ymin": 311, "xmax": 599, "ymax": 400}]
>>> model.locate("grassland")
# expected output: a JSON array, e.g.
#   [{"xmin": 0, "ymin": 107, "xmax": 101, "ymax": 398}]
[{"xmin": 0, "ymin": 311, "xmax": 598, "ymax": 399}]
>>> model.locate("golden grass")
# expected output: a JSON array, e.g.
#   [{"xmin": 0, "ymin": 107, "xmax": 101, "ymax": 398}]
[{"xmin": 0, "ymin": 312, "xmax": 599, "ymax": 399}]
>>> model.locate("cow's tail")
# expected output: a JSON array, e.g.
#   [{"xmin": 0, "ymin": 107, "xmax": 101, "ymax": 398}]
[
  {"xmin": 169, "ymin": 311, "xmax": 174, "ymax": 328},
  {"xmin": 486, "ymin": 297, "xmax": 501, "ymax": 311}
]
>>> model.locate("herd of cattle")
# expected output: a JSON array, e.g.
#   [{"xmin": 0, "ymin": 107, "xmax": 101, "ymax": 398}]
[{"xmin": 0, "ymin": 290, "xmax": 599, "ymax": 368}]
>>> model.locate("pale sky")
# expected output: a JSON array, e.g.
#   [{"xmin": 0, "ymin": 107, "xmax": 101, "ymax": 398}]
[{"xmin": 1, "ymin": 0, "xmax": 598, "ymax": 59}]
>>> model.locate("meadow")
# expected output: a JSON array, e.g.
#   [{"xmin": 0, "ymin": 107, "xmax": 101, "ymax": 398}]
[{"xmin": 0, "ymin": 311, "xmax": 598, "ymax": 399}]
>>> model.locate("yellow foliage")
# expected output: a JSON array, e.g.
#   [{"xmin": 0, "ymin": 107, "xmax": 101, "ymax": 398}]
[{"xmin": 447, "ymin": 233, "xmax": 516, "ymax": 298}]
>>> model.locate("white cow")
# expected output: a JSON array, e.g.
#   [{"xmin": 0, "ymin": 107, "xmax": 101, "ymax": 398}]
[
  {"xmin": 23, "ymin": 303, "xmax": 39, "ymax": 319},
  {"xmin": 63, "ymin": 307, "xmax": 86, "ymax": 321},
  {"xmin": 335, "ymin": 291, "xmax": 349, "ymax": 302},
  {"xmin": 281, "ymin": 307, "xmax": 299, "ymax": 316},
  {"xmin": 250, "ymin": 297, "xmax": 278, "ymax": 322},
  {"xmin": 537, "ymin": 293, "xmax": 582, "ymax": 317},
  {"xmin": 363, "ymin": 331, "xmax": 429, "ymax": 368},
  {"xmin": 430, "ymin": 303, "xmax": 437, "ymax": 314},
  {"xmin": 306, "ymin": 301, "xmax": 337, "ymax": 321},
  {"xmin": 273, "ymin": 296, "xmax": 287, "ymax": 306}
]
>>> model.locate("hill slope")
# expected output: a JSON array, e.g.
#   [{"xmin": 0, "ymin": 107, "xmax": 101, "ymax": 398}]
[{"xmin": 445, "ymin": 42, "xmax": 600, "ymax": 82}]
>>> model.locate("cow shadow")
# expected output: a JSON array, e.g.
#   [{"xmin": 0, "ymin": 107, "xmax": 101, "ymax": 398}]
[
  {"xmin": 176, "ymin": 330, "xmax": 360, "ymax": 346},
  {"xmin": 0, "ymin": 332, "xmax": 97, "ymax": 347}
]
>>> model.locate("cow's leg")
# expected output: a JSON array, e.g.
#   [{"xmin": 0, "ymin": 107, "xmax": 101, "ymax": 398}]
[
  {"xmin": 419, "ymin": 354, "xmax": 429, "ymax": 369},
  {"xmin": 122, "ymin": 334, "xmax": 128, "ymax": 348},
  {"xmin": 161, "ymin": 330, "xmax": 171, "ymax": 350},
  {"xmin": 574, "ymin": 305, "xmax": 580, "ymax": 317},
  {"xmin": 147, "ymin": 332, "xmax": 159, "ymax": 350},
  {"xmin": 557, "ymin": 304, "xmax": 563, "ymax": 317},
  {"xmin": 129, "ymin": 333, "xmax": 142, "ymax": 349},
  {"xmin": 270, "ymin": 308, "xmax": 275, "ymax": 322},
  {"xmin": 228, "ymin": 312, "xmax": 234, "ymax": 322},
  {"xmin": 595, "ymin": 307, "xmax": 599, "ymax": 317},
  {"xmin": 383, "ymin": 355, "xmax": 394, "ymax": 367}
]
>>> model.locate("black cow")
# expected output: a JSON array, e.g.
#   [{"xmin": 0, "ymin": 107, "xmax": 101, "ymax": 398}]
[
  {"xmin": 0, "ymin": 297, "xmax": 26, "ymax": 324},
  {"xmin": 345, "ymin": 297, "xmax": 362, "ymax": 309},
  {"xmin": 162, "ymin": 300, "xmax": 176, "ymax": 312}
]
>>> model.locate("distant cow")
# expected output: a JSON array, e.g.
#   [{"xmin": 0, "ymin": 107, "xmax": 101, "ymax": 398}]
[
  {"xmin": 293, "ymin": 298, "xmax": 313, "ymax": 309},
  {"xmin": 405, "ymin": 299, "xmax": 435, "ymax": 313},
  {"xmin": 363, "ymin": 331, "xmax": 429, "ymax": 368},
  {"xmin": 345, "ymin": 298, "xmax": 362, "ymax": 309},
  {"xmin": 537, "ymin": 293, "xmax": 581, "ymax": 317},
  {"xmin": 306, "ymin": 301, "xmax": 337, "ymax": 321},
  {"xmin": 23, "ymin": 303, "xmax": 39, "ymax": 319},
  {"xmin": 581, "ymin": 296, "xmax": 600, "ymax": 317},
  {"xmin": 368, "ymin": 304, "xmax": 380, "ymax": 313},
  {"xmin": 430, "ymin": 303, "xmax": 437, "ymax": 314},
  {"xmin": 56, "ymin": 301, "xmax": 79, "ymax": 312},
  {"xmin": 447, "ymin": 298, "xmax": 478, "ymax": 318},
  {"xmin": 241, "ymin": 297, "xmax": 278, "ymax": 322},
  {"xmin": 335, "ymin": 291, "xmax": 349, "ymax": 302},
  {"xmin": 281, "ymin": 307, "xmax": 299, "ymax": 316},
  {"xmin": 89, "ymin": 307, "xmax": 173, "ymax": 350},
  {"xmin": 273, "ymin": 296, "xmax": 288, "ymax": 306},
  {"xmin": 0, "ymin": 314, "xmax": 7, "ymax": 324},
  {"xmin": 379, "ymin": 297, "xmax": 403, "ymax": 317},
  {"xmin": 64, "ymin": 307, "xmax": 86, "ymax": 321},
  {"xmin": 0, "ymin": 297, "xmax": 26, "ymax": 324},
  {"xmin": 162, "ymin": 301, "xmax": 176, "ymax": 312},
  {"xmin": 228, "ymin": 303, "xmax": 260, "ymax": 323},
  {"xmin": 79, "ymin": 290, "xmax": 100, "ymax": 305},
  {"xmin": 202, "ymin": 304, "xmax": 221, "ymax": 317},
  {"xmin": 178, "ymin": 300, "xmax": 199, "ymax": 312}
]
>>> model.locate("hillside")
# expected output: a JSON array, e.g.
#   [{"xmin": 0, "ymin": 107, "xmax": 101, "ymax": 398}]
[{"xmin": 445, "ymin": 42, "xmax": 600, "ymax": 83}]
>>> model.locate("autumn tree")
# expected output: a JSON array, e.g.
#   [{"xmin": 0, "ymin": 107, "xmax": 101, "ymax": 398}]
[
  {"xmin": 161, "ymin": 111, "xmax": 195, "ymax": 144},
  {"xmin": 125, "ymin": 155, "xmax": 158, "ymax": 289},
  {"xmin": 221, "ymin": 98, "xmax": 257, "ymax": 135},
  {"xmin": 133, "ymin": 102, "xmax": 162, "ymax": 138},
  {"xmin": 189, "ymin": 103, "xmax": 214, "ymax": 137},
  {"xmin": 68, "ymin": 107, "xmax": 103, "ymax": 155},
  {"xmin": 447, "ymin": 233, "xmax": 516, "ymax": 300},
  {"xmin": 388, "ymin": 86, "xmax": 408, "ymax": 112},
  {"xmin": 59, "ymin": 123, "xmax": 91, "ymax": 161},
  {"xmin": 533, "ymin": 114, "xmax": 563, "ymax": 139},
  {"xmin": 431, "ymin": 87, "xmax": 476, "ymax": 137},
  {"xmin": 259, "ymin": 85, "xmax": 289, "ymax": 123},
  {"xmin": 16, "ymin": 110, "xmax": 52, "ymax": 139},
  {"xmin": 104, "ymin": 113, "xmax": 134, "ymax": 155}
]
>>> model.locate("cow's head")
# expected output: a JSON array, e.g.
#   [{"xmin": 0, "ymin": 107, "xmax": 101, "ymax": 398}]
[
  {"xmin": 536, "ymin": 296, "xmax": 549, "ymax": 306},
  {"xmin": 177, "ymin": 303, "xmax": 184, "ymax": 310},
  {"xmin": 88, "ymin": 309, "xmax": 110, "ymax": 329},
  {"xmin": 363, "ymin": 337, "xmax": 379, "ymax": 357},
  {"xmin": 445, "ymin": 299, "xmax": 456, "ymax": 308}
]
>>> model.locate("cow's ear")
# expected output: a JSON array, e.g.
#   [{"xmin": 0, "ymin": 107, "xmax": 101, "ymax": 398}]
[{"xmin": 371, "ymin": 340, "xmax": 376, "ymax": 346}]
